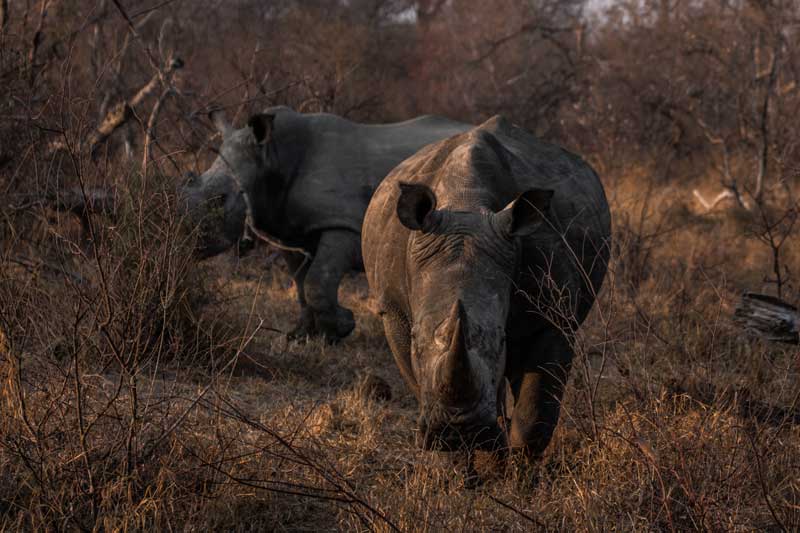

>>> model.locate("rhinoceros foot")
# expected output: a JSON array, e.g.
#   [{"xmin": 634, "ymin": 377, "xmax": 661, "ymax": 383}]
[
  {"xmin": 504, "ymin": 449, "xmax": 543, "ymax": 489},
  {"xmin": 288, "ymin": 306, "xmax": 355, "ymax": 344},
  {"xmin": 287, "ymin": 307, "xmax": 318, "ymax": 341},
  {"xmin": 314, "ymin": 306, "xmax": 355, "ymax": 344},
  {"xmin": 435, "ymin": 452, "xmax": 483, "ymax": 489}
]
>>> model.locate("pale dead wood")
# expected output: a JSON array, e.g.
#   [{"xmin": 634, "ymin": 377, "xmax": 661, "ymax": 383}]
[
  {"xmin": 733, "ymin": 292, "xmax": 799, "ymax": 345},
  {"xmin": 691, "ymin": 24, "xmax": 781, "ymax": 212},
  {"xmin": 692, "ymin": 188, "xmax": 739, "ymax": 211},
  {"xmin": 52, "ymin": 11, "xmax": 179, "ymax": 160},
  {"xmin": 48, "ymin": 57, "xmax": 183, "ymax": 158},
  {"xmin": 694, "ymin": 119, "xmax": 750, "ymax": 211},
  {"xmin": 141, "ymin": 86, "xmax": 175, "ymax": 170},
  {"xmin": 87, "ymin": 56, "xmax": 183, "ymax": 156}
]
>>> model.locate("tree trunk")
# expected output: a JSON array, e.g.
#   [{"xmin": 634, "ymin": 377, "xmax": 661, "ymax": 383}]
[{"xmin": 0, "ymin": 0, "xmax": 8, "ymax": 29}]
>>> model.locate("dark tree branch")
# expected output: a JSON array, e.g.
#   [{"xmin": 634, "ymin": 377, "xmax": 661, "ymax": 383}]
[
  {"xmin": 0, "ymin": 0, "xmax": 8, "ymax": 29},
  {"xmin": 472, "ymin": 21, "xmax": 574, "ymax": 64},
  {"xmin": 110, "ymin": 0, "xmax": 164, "ymax": 77}
]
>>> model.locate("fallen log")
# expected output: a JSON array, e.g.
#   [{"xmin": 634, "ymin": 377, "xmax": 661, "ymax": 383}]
[
  {"xmin": 8, "ymin": 187, "xmax": 116, "ymax": 217},
  {"xmin": 48, "ymin": 187, "xmax": 117, "ymax": 251},
  {"xmin": 47, "ymin": 187, "xmax": 117, "ymax": 218},
  {"xmin": 5, "ymin": 255, "xmax": 88, "ymax": 285},
  {"xmin": 733, "ymin": 292, "xmax": 799, "ymax": 345}
]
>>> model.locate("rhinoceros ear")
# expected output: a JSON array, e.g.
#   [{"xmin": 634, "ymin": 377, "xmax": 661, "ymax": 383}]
[
  {"xmin": 247, "ymin": 113, "xmax": 275, "ymax": 144},
  {"xmin": 497, "ymin": 188, "xmax": 553, "ymax": 238},
  {"xmin": 209, "ymin": 109, "xmax": 231, "ymax": 136},
  {"xmin": 397, "ymin": 182, "xmax": 437, "ymax": 231}
]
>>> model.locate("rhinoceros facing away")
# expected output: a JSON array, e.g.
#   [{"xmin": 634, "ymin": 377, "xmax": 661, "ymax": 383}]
[
  {"xmin": 182, "ymin": 106, "xmax": 469, "ymax": 341},
  {"xmin": 362, "ymin": 116, "xmax": 611, "ymax": 458}
]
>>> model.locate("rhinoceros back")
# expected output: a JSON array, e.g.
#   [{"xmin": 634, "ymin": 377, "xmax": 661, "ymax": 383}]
[{"xmin": 274, "ymin": 108, "xmax": 470, "ymax": 237}]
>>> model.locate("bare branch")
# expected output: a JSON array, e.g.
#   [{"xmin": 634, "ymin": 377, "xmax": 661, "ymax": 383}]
[
  {"xmin": 472, "ymin": 20, "xmax": 574, "ymax": 64},
  {"xmin": 28, "ymin": 0, "xmax": 54, "ymax": 87},
  {"xmin": 693, "ymin": 188, "xmax": 741, "ymax": 211},
  {"xmin": 110, "ymin": 0, "xmax": 163, "ymax": 77},
  {"xmin": 753, "ymin": 48, "xmax": 779, "ymax": 203},
  {"xmin": 130, "ymin": 0, "xmax": 177, "ymax": 20},
  {"xmin": 49, "ymin": 56, "xmax": 183, "ymax": 158},
  {"xmin": 141, "ymin": 87, "xmax": 174, "ymax": 170}
]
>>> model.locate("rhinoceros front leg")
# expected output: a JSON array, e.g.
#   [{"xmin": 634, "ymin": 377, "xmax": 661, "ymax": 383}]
[
  {"xmin": 284, "ymin": 251, "xmax": 316, "ymax": 339},
  {"xmin": 506, "ymin": 328, "xmax": 574, "ymax": 460},
  {"xmin": 303, "ymin": 229, "xmax": 360, "ymax": 342}
]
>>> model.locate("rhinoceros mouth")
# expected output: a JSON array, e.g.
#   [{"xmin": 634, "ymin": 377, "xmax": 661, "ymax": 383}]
[
  {"xmin": 417, "ymin": 421, "xmax": 506, "ymax": 451},
  {"xmin": 193, "ymin": 233, "xmax": 236, "ymax": 260}
]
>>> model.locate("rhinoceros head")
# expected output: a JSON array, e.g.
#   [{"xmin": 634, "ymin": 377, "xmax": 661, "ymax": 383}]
[
  {"xmin": 395, "ymin": 181, "xmax": 553, "ymax": 451},
  {"xmin": 181, "ymin": 110, "xmax": 275, "ymax": 257}
]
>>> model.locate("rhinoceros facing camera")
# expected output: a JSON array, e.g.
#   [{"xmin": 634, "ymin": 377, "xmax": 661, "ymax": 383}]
[{"xmin": 363, "ymin": 116, "xmax": 611, "ymax": 460}]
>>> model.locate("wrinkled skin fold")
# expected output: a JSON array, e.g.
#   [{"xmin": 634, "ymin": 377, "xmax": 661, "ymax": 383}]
[
  {"xmin": 362, "ymin": 115, "xmax": 611, "ymax": 459},
  {"xmin": 180, "ymin": 106, "xmax": 470, "ymax": 341}
]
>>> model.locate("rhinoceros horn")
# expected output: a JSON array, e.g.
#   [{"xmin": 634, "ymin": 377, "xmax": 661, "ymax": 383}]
[{"xmin": 439, "ymin": 300, "xmax": 481, "ymax": 403}]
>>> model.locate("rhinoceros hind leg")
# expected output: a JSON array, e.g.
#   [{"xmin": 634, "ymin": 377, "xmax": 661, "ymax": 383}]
[
  {"xmin": 304, "ymin": 229, "xmax": 360, "ymax": 342},
  {"xmin": 507, "ymin": 329, "xmax": 573, "ymax": 460}
]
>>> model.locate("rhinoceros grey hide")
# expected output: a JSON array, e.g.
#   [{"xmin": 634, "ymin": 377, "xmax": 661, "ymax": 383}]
[
  {"xmin": 362, "ymin": 115, "xmax": 611, "ymax": 458},
  {"xmin": 182, "ymin": 106, "xmax": 470, "ymax": 341}
]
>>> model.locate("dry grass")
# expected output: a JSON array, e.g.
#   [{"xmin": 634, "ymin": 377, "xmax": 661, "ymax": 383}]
[
  {"xmin": 2, "ymin": 3, "xmax": 800, "ymax": 527},
  {"xmin": 5, "ymin": 163, "xmax": 798, "ymax": 531}
]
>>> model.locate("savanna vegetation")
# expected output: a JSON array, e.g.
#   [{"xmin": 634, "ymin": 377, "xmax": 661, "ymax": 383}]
[{"xmin": 1, "ymin": 0, "xmax": 799, "ymax": 530}]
